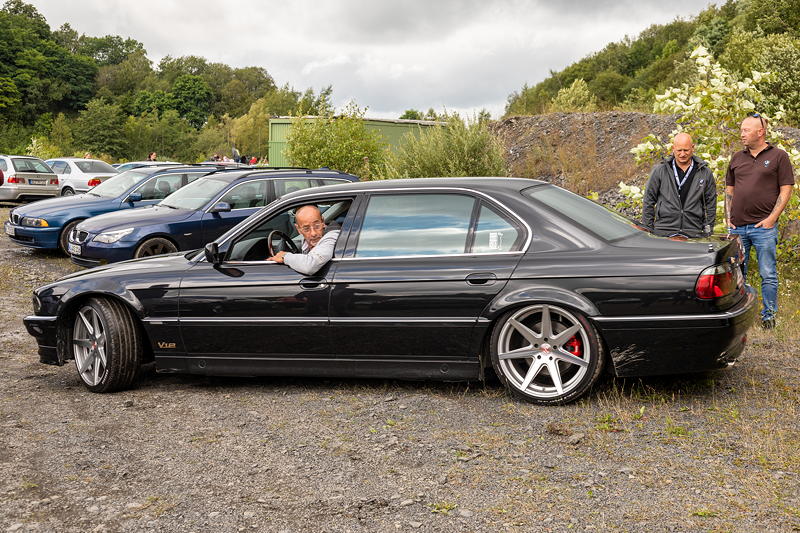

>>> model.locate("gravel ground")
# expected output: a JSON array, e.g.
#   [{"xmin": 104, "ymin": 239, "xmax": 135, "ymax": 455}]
[{"xmin": 1, "ymin": 204, "xmax": 799, "ymax": 533}]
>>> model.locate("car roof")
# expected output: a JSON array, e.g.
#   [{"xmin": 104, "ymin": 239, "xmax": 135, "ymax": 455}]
[
  {"xmin": 195, "ymin": 168, "xmax": 360, "ymax": 184},
  {"xmin": 286, "ymin": 176, "xmax": 547, "ymax": 195}
]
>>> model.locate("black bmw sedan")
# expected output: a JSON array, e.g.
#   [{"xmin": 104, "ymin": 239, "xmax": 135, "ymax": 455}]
[{"xmin": 23, "ymin": 177, "xmax": 755, "ymax": 404}]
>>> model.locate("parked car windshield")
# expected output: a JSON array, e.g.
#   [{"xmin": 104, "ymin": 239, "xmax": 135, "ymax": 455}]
[
  {"xmin": 159, "ymin": 177, "xmax": 230, "ymax": 210},
  {"xmin": 523, "ymin": 185, "xmax": 642, "ymax": 242},
  {"xmin": 74, "ymin": 160, "xmax": 117, "ymax": 173},
  {"xmin": 87, "ymin": 169, "xmax": 151, "ymax": 198},
  {"xmin": 11, "ymin": 158, "xmax": 51, "ymax": 173}
]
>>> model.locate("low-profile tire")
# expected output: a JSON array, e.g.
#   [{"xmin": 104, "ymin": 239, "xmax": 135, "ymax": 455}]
[
  {"xmin": 58, "ymin": 220, "xmax": 82, "ymax": 255},
  {"xmin": 134, "ymin": 237, "xmax": 178, "ymax": 258},
  {"xmin": 71, "ymin": 297, "xmax": 142, "ymax": 393},
  {"xmin": 490, "ymin": 303, "xmax": 604, "ymax": 405},
  {"xmin": 61, "ymin": 187, "xmax": 75, "ymax": 196}
]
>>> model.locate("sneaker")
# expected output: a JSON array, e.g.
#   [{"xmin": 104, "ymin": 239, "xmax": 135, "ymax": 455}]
[{"xmin": 760, "ymin": 318, "xmax": 776, "ymax": 330}]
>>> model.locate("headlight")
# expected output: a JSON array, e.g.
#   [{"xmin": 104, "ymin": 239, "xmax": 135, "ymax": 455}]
[
  {"xmin": 93, "ymin": 228, "xmax": 135, "ymax": 243},
  {"xmin": 21, "ymin": 217, "xmax": 49, "ymax": 227}
]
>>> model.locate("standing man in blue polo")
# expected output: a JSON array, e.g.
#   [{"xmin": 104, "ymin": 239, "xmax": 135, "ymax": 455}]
[{"xmin": 726, "ymin": 114, "xmax": 795, "ymax": 329}]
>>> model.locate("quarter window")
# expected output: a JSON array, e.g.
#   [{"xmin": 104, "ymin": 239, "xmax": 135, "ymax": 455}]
[
  {"xmin": 473, "ymin": 203, "xmax": 521, "ymax": 253},
  {"xmin": 355, "ymin": 194, "xmax": 475, "ymax": 258}
]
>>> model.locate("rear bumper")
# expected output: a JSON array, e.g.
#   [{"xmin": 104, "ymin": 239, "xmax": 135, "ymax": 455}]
[
  {"xmin": 23, "ymin": 315, "xmax": 61, "ymax": 365},
  {"xmin": 593, "ymin": 287, "xmax": 757, "ymax": 377},
  {"xmin": 0, "ymin": 185, "xmax": 58, "ymax": 201}
]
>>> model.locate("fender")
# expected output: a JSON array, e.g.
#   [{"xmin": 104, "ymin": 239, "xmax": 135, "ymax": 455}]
[{"xmin": 482, "ymin": 281, "xmax": 600, "ymax": 321}]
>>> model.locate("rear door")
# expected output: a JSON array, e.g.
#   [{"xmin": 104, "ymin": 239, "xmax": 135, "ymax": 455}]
[
  {"xmin": 329, "ymin": 191, "xmax": 527, "ymax": 360},
  {"xmin": 199, "ymin": 179, "xmax": 269, "ymax": 244}
]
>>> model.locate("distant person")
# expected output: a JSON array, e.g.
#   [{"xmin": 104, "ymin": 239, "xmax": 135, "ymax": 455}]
[
  {"xmin": 725, "ymin": 113, "xmax": 795, "ymax": 329},
  {"xmin": 642, "ymin": 132, "xmax": 716, "ymax": 238},
  {"xmin": 147, "ymin": 152, "xmax": 157, "ymax": 161},
  {"xmin": 249, "ymin": 156, "xmax": 257, "ymax": 165},
  {"xmin": 83, "ymin": 152, "xmax": 92, "ymax": 159},
  {"xmin": 240, "ymin": 155, "xmax": 248, "ymax": 165}
]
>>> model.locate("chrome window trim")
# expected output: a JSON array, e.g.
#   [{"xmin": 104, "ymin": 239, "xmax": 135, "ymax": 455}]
[{"xmin": 194, "ymin": 186, "xmax": 532, "ymax": 264}]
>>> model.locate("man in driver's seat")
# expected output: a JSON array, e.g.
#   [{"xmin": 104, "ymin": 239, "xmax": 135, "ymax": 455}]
[{"xmin": 267, "ymin": 205, "xmax": 339, "ymax": 275}]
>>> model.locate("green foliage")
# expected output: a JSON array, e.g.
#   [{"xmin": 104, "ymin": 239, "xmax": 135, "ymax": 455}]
[
  {"xmin": 169, "ymin": 74, "xmax": 213, "ymax": 128},
  {"xmin": 382, "ymin": 114, "xmax": 507, "ymax": 179},
  {"xmin": 286, "ymin": 102, "xmax": 387, "ymax": 179},
  {"xmin": 25, "ymin": 135, "xmax": 60, "ymax": 159},
  {"xmin": 49, "ymin": 112, "xmax": 73, "ymax": 154},
  {"xmin": 399, "ymin": 109, "xmax": 423, "ymax": 120},
  {"xmin": 547, "ymin": 79, "xmax": 598, "ymax": 112},
  {"xmin": 73, "ymin": 98, "xmax": 127, "ymax": 158}
]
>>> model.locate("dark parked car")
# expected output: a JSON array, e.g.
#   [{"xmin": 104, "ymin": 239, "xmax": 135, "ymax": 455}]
[
  {"xmin": 5, "ymin": 166, "xmax": 223, "ymax": 254},
  {"xmin": 24, "ymin": 178, "xmax": 756, "ymax": 404},
  {"xmin": 67, "ymin": 168, "xmax": 359, "ymax": 266}
]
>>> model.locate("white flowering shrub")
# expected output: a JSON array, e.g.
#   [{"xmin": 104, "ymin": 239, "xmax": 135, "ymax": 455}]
[
  {"xmin": 626, "ymin": 46, "xmax": 800, "ymax": 242},
  {"xmin": 547, "ymin": 79, "xmax": 598, "ymax": 113}
]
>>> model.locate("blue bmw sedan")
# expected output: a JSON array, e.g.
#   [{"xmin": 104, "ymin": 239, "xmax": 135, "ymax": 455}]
[
  {"xmin": 5, "ymin": 165, "xmax": 222, "ymax": 253},
  {"xmin": 68, "ymin": 168, "xmax": 359, "ymax": 267}
]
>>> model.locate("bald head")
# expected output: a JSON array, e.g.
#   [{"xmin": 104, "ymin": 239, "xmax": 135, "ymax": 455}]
[
  {"xmin": 672, "ymin": 133, "xmax": 694, "ymax": 169},
  {"xmin": 741, "ymin": 115, "xmax": 767, "ymax": 152},
  {"xmin": 294, "ymin": 205, "xmax": 325, "ymax": 249}
]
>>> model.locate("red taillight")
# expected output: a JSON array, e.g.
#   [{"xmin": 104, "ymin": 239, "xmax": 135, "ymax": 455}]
[
  {"xmin": 7, "ymin": 175, "xmax": 22, "ymax": 184},
  {"xmin": 49, "ymin": 178, "xmax": 59, "ymax": 185},
  {"xmin": 87, "ymin": 178, "xmax": 102, "ymax": 187},
  {"xmin": 695, "ymin": 264, "xmax": 737, "ymax": 299}
]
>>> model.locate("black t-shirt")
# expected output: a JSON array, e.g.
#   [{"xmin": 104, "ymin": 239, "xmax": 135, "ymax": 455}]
[{"xmin": 675, "ymin": 164, "xmax": 696, "ymax": 206}]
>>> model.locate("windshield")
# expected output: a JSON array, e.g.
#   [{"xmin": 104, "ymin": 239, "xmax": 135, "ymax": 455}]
[
  {"xmin": 75, "ymin": 160, "xmax": 117, "ymax": 173},
  {"xmin": 523, "ymin": 185, "xmax": 641, "ymax": 241},
  {"xmin": 88, "ymin": 169, "xmax": 151, "ymax": 198},
  {"xmin": 160, "ymin": 177, "xmax": 230, "ymax": 210}
]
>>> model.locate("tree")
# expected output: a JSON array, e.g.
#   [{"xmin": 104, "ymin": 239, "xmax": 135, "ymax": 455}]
[
  {"xmin": 77, "ymin": 35, "xmax": 146, "ymax": 66},
  {"xmin": 170, "ymin": 74, "xmax": 213, "ymax": 128},
  {"xmin": 286, "ymin": 102, "xmax": 387, "ymax": 178},
  {"xmin": 399, "ymin": 109, "xmax": 423, "ymax": 120},
  {"xmin": 73, "ymin": 98, "xmax": 127, "ymax": 157},
  {"xmin": 131, "ymin": 89, "xmax": 171, "ymax": 116},
  {"xmin": 547, "ymin": 79, "xmax": 598, "ymax": 112},
  {"xmin": 49, "ymin": 112, "xmax": 73, "ymax": 154}
]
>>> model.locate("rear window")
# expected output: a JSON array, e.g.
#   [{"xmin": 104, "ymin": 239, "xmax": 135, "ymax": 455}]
[
  {"xmin": 523, "ymin": 185, "xmax": 640, "ymax": 242},
  {"xmin": 74, "ymin": 161, "xmax": 117, "ymax": 173},
  {"xmin": 12, "ymin": 158, "xmax": 52, "ymax": 173}
]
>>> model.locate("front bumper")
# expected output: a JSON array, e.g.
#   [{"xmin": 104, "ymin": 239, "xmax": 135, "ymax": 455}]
[
  {"xmin": 23, "ymin": 315, "xmax": 61, "ymax": 365},
  {"xmin": 593, "ymin": 287, "xmax": 757, "ymax": 377},
  {"xmin": 68, "ymin": 236, "xmax": 136, "ymax": 267},
  {"xmin": 5, "ymin": 222, "xmax": 61, "ymax": 249}
]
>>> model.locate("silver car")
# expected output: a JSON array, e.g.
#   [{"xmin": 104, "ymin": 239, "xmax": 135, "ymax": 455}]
[
  {"xmin": 46, "ymin": 158, "xmax": 119, "ymax": 196},
  {"xmin": 0, "ymin": 155, "xmax": 59, "ymax": 201}
]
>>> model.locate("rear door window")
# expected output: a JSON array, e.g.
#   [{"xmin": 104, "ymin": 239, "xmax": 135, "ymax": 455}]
[
  {"xmin": 354, "ymin": 194, "xmax": 475, "ymax": 258},
  {"xmin": 472, "ymin": 203, "xmax": 523, "ymax": 253},
  {"xmin": 219, "ymin": 180, "xmax": 268, "ymax": 209},
  {"xmin": 274, "ymin": 179, "xmax": 315, "ymax": 197},
  {"xmin": 49, "ymin": 161, "xmax": 68, "ymax": 174},
  {"xmin": 135, "ymin": 173, "xmax": 185, "ymax": 200}
]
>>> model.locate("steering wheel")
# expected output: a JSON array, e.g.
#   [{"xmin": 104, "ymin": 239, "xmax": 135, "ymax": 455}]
[{"xmin": 267, "ymin": 230, "xmax": 300, "ymax": 257}]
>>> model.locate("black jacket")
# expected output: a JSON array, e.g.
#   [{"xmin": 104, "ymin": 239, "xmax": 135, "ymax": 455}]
[{"xmin": 642, "ymin": 155, "xmax": 717, "ymax": 237}]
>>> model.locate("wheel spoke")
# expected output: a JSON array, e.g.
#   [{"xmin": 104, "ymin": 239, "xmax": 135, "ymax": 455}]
[
  {"xmin": 540, "ymin": 305, "xmax": 553, "ymax": 339},
  {"xmin": 76, "ymin": 352, "xmax": 91, "ymax": 374},
  {"xmin": 78, "ymin": 310, "xmax": 94, "ymax": 335},
  {"xmin": 546, "ymin": 359, "xmax": 564, "ymax": 395},
  {"xmin": 92, "ymin": 312, "xmax": 101, "ymax": 337},
  {"xmin": 73, "ymin": 338, "xmax": 93, "ymax": 348},
  {"xmin": 508, "ymin": 318, "xmax": 541, "ymax": 344},
  {"xmin": 554, "ymin": 347, "xmax": 589, "ymax": 368},
  {"xmin": 97, "ymin": 345, "xmax": 107, "ymax": 367},
  {"xmin": 93, "ymin": 355, "xmax": 101, "ymax": 384},
  {"xmin": 520, "ymin": 358, "xmax": 546, "ymax": 390},
  {"xmin": 498, "ymin": 346, "xmax": 538, "ymax": 360},
  {"xmin": 551, "ymin": 324, "xmax": 580, "ymax": 345}
]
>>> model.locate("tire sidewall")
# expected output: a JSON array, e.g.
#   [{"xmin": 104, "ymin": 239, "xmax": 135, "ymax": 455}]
[
  {"xmin": 489, "ymin": 304, "xmax": 604, "ymax": 405},
  {"xmin": 134, "ymin": 237, "xmax": 178, "ymax": 259},
  {"xmin": 59, "ymin": 220, "xmax": 81, "ymax": 255}
]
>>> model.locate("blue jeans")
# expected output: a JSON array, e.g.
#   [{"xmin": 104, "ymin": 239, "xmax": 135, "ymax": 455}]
[{"xmin": 729, "ymin": 225, "xmax": 778, "ymax": 320}]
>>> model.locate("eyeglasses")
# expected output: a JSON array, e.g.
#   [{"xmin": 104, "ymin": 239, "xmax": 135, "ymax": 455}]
[
  {"xmin": 748, "ymin": 112, "xmax": 766, "ymax": 129},
  {"xmin": 298, "ymin": 221, "xmax": 324, "ymax": 233}
]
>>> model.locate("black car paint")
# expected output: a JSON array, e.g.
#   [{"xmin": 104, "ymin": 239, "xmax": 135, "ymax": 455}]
[{"xmin": 25, "ymin": 178, "xmax": 755, "ymax": 385}]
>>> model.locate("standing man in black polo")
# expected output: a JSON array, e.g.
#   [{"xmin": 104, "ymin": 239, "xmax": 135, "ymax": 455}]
[
  {"xmin": 642, "ymin": 132, "xmax": 717, "ymax": 237},
  {"xmin": 726, "ymin": 114, "xmax": 795, "ymax": 329}
]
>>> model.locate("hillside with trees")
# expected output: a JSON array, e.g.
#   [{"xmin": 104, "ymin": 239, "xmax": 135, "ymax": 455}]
[
  {"xmin": 0, "ymin": 0, "xmax": 332, "ymax": 161},
  {"xmin": 505, "ymin": 0, "xmax": 800, "ymax": 126}
]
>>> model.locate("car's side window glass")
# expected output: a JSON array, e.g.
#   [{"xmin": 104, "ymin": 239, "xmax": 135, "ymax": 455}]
[
  {"xmin": 320, "ymin": 179, "xmax": 347, "ymax": 187},
  {"xmin": 136, "ymin": 174, "xmax": 184, "ymax": 200},
  {"xmin": 226, "ymin": 199, "xmax": 352, "ymax": 261},
  {"xmin": 355, "ymin": 194, "xmax": 475, "ymax": 258},
  {"xmin": 472, "ymin": 203, "xmax": 522, "ymax": 253},
  {"xmin": 220, "ymin": 180, "xmax": 267, "ymax": 209},
  {"xmin": 50, "ymin": 161, "xmax": 67, "ymax": 174},
  {"xmin": 62, "ymin": 163, "xmax": 72, "ymax": 174},
  {"xmin": 0, "ymin": 160, "xmax": 6, "ymax": 172},
  {"xmin": 187, "ymin": 172, "xmax": 205, "ymax": 183},
  {"xmin": 275, "ymin": 179, "xmax": 313, "ymax": 197}
]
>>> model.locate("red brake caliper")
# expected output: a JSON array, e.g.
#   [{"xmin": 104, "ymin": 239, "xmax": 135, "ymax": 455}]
[{"xmin": 564, "ymin": 335, "xmax": 582, "ymax": 357}]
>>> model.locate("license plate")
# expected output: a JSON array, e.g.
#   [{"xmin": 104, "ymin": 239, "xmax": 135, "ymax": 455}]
[
  {"xmin": 4, "ymin": 222, "xmax": 14, "ymax": 236},
  {"xmin": 67, "ymin": 243, "xmax": 81, "ymax": 255},
  {"xmin": 29, "ymin": 179, "xmax": 46, "ymax": 185}
]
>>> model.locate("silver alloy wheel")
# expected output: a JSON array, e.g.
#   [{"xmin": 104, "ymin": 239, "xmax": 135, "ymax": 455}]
[
  {"xmin": 73, "ymin": 304, "xmax": 108, "ymax": 386},
  {"xmin": 496, "ymin": 304, "xmax": 591, "ymax": 400}
]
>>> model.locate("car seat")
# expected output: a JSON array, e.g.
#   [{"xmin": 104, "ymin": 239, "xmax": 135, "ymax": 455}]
[{"xmin": 156, "ymin": 180, "xmax": 173, "ymax": 199}]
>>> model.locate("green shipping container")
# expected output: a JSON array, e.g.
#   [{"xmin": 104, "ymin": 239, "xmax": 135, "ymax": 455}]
[{"xmin": 267, "ymin": 116, "xmax": 443, "ymax": 167}]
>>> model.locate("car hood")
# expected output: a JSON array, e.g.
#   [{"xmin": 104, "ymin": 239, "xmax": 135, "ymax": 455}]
[
  {"xmin": 12, "ymin": 194, "xmax": 112, "ymax": 217},
  {"xmin": 57, "ymin": 250, "xmax": 195, "ymax": 283},
  {"xmin": 77, "ymin": 205, "xmax": 195, "ymax": 233}
]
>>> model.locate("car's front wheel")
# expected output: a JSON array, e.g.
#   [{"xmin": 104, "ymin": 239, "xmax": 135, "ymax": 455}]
[
  {"xmin": 58, "ymin": 220, "xmax": 82, "ymax": 255},
  {"xmin": 134, "ymin": 237, "xmax": 178, "ymax": 258},
  {"xmin": 490, "ymin": 304, "xmax": 604, "ymax": 405},
  {"xmin": 71, "ymin": 297, "xmax": 142, "ymax": 392}
]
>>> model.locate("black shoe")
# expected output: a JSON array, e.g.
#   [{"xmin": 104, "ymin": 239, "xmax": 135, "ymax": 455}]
[{"xmin": 761, "ymin": 318, "xmax": 776, "ymax": 330}]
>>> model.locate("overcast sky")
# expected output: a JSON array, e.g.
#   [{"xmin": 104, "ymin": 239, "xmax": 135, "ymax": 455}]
[{"xmin": 30, "ymin": 0, "xmax": 714, "ymax": 119}]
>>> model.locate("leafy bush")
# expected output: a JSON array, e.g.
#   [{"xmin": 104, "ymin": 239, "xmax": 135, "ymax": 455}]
[
  {"xmin": 547, "ymin": 79, "xmax": 598, "ymax": 113},
  {"xmin": 381, "ymin": 115, "xmax": 506, "ymax": 179},
  {"xmin": 285, "ymin": 102, "xmax": 387, "ymax": 179}
]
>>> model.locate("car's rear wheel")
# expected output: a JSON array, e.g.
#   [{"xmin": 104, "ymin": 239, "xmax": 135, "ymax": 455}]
[
  {"xmin": 58, "ymin": 220, "xmax": 81, "ymax": 255},
  {"xmin": 71, "ymin": 297, "xmax": 141, "ymax": 393},
  {"xmin": 61, "ymin": 187, "xmax": 74, "ymax": 196},
  {"xmin": 134, "ymin": 237, "xmax": 178, "ymax": 258},
  {"xmin": 490, "ymin": 304, "xmax": 604, "ymax": 405}
]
